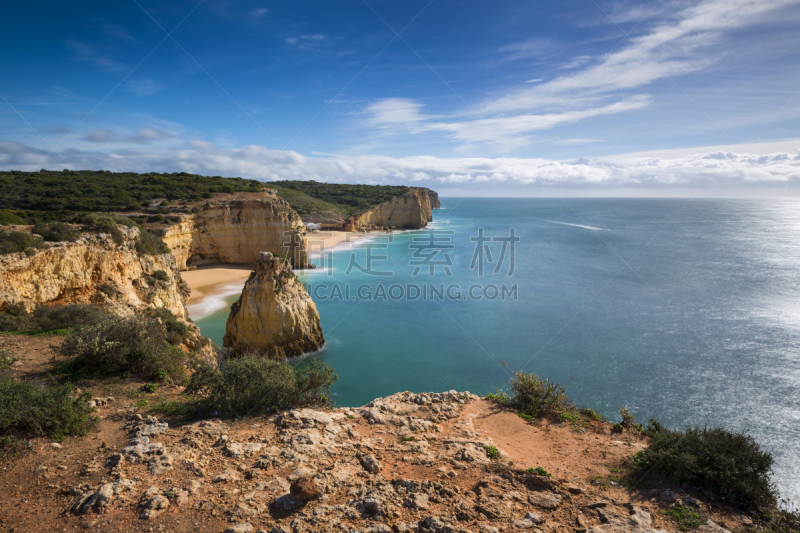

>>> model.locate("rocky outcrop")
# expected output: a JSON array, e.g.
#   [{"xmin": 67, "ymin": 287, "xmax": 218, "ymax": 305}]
[
  {"xmin": 0, "ymin": 227, "xmax": 188, "ymax": 319},
  {"xmin": 344, "ymin": 187, "xmax": 433, "ymax": 231},
  {"xmin": 223, "ymin": 251, "xmax": 324, "ymax": 359},
  {"xmin": 48, "ymin": 391, "xmax": 740, "ymax": 533},
  {"xmin": 162, "ymin": 196, "xmax": 309, "ymax": 270},
  {"xmin": 427, "ymin": 188, "xmax": 441, "ymax": 209}
]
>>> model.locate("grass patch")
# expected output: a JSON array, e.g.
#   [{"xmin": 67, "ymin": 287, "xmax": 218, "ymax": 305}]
[
  {"xmin": 150, "ymin": 398, "xmax": 196, "ymax": 417},
  {"xmin": 663, "ymin": 506, "xmax": 706, "ymax": 531}
]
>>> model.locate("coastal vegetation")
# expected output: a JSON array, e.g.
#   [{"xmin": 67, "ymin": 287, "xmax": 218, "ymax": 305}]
[
  {"xmin": 489, "ymin": 368, "xmax": 780, "ymax": 512},
  {"xmin": 0, "ymin": 169, "xmax": 263, "ymax": 223},
  {"xmin": 270, "ymin": 180, "xmax": 409, "ymax": 218},
  {"xmin": 184, "ymin": 356, "xmax": 338, "ymax": 417}
]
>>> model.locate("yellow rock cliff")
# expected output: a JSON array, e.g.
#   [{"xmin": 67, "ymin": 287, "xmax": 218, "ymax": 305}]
[
  {"xmin": 0, "ymin": 227, "xmax": 188, "ymax": 320},
  {"xmin": 223, "ymin": 251, "xmax": 324, "ymax": 359},
  {"xmin": 344, "ymin": 187, "xmax": 433, "ymax": 231},
  {"xmin": 162, "ymin": 196, "xmax": 309, "ymax": 270}
]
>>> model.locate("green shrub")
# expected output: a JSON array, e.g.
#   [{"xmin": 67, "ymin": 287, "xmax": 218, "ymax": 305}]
[
  {"xmin": 31, "ymin": 222, "xmax": 80, "ymax": 242},
  {"xmin": 0, "ymin": 210, "xmax": 25, "ymax": 225},
  {"xmin": 135, "ymin": 229, "xmax": 170, "ymax": 256},
  {"xmin": 507, "ymin": 371, "xmax": 570, "ymax": 418},
  {"xmin": 526, "ymin": 466, "xmax": 552, "ymax": 477},
  {"xmin": 58, "ymin": 316, "xmax": 186, "ymax": 384},
  {"xmin": 618, "ymin": 406, "xmax": 641, "ymax": 430},
  {"xmin": 151, "ymin": 270, "xmax": 170, "ymax": 282},
  {"xmin": 483, "ymin": 444, "xmax": 500, "ymax": 459},
  {"xmin": 0, "ymin": 231, "xmax": 42, "ymax": 254},
  {"xmin": 0, "ymin": 303, "xmax": 105, "ymax": 334},
  {"xmin": 581, "ymin": 407, "xmax": 602, "ymax": 421},
  {"xmin": 185, "ymin": 356, "xmax": 337, "ymax": 418},
  {"xmin": 635, "ymin": 426, "xmax": 776, "ymax": 510},
  {"xmin": 146, "ymin": 307, "xmax": 189, "ymax": 346},
  {"xmin": 0, "ymin": 377, "xmax": 98, "ymax": 443},
  {"xmin": 147, "ymin": 215, "xmax": 166, "ymax": 223},
  {"xmin": 142, "ymin": 382, "xmax": 159, "ymax": 393}
]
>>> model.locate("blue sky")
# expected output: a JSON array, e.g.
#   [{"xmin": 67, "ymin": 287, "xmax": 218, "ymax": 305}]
[{"xmin": 2, "ymin": 0, "xmax": 800, "ymax": 195}]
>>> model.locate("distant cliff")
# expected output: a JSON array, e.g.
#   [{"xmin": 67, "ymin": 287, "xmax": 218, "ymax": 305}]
[
  {"xmin": 344, "ymin": 187, "xmax": 433, "ymax": 231},
  {"xmin": 223, "ymin": 252, "xmax": 324, "ymax": 359},
  {"xmin": 162, "ymin": 194, "xmax": 309, "ymax": 270},
  {"xmin": 428, "ymin": 189, "xmax": 441, "ymax": 209},
  {"xmin": 0, "ymin": 227, "xmax": 188, "ymax": 320}
]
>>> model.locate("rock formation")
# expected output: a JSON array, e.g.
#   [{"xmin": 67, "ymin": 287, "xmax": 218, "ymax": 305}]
[
  {"xmin": 0, "ymin": 226, "xmax": 188, "ymax": 319},
  {"xmin": 427, "ymin": 188, "xmax": 441, "ymax": 209},
  {"xmin": 344, "ymin": 187, "xmax": 433, "ymax": 231},
  {"xmin": 162, "ymin": 195, "xmax": 309, "ymax": 271},
  {"xmin": 30, "ymin": 390, "xmax": 746, "ymax": 533},
  {"xmin": 223, "ymin": 251, "xmax": 324, "ymax": 359}
]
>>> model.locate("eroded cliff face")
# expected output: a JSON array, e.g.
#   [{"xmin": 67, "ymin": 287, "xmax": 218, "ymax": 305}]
[
  {"xmin": 0, "ymin": 227, "xmax": 188, "ymax": 320},
  {"xmin": 162, "ymin": 197, "xmax": 309, "ymax": 270},
  {"xmin": 344, "ymin": 187, "xmax": 433, "ymax": 231},
  {"xmin": 427, "ymin": 189, "xmax": 441, "ymax": 209},
  {"xmin": 223, "ymin": 252, "xmax": 324, "ymax": 360}
]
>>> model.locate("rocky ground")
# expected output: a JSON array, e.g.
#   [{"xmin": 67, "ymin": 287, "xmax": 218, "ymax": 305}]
[{"xmin": 0, "ymin": 335, "xmax": 754, "ymax": 533}]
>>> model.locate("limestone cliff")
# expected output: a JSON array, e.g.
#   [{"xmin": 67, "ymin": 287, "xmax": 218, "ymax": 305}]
[
  {"xmin": 0, "ymin": 227, "xmax": 188, "ymax": 320},
  {"xmin": 344, "ymin": 187, "xmax": 433, "ymax": 231},
  {"xmin": 427, "ymin": 189, "xmax": 441, "ymax": 209},
  {"xmin": 162, "ymin": 195, "xmax": 309, "ymax": 270},
  {"xmin": 223, "ymin": 251, "xmax": 324, "ymax": 359}
]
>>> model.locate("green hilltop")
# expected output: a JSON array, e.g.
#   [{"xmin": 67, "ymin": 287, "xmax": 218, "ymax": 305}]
[{"xmin": 0, "ymin": 171, "xmax": 410, "ymax": 225}]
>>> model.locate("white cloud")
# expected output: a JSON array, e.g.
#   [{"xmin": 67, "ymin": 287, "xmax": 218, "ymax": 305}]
[
  {"xmin": 249, "ymin": 7, "xmax": 269, "ymax": 17},
  {"xmin": 2, "ymin": 140, "xmax": 798, "ymax": 195},
  {"xmin": 426, "ymin": 96, "xmax": 650, "ymax": 145},
  {"xmin": 364, "ymin": 98, "xmax": 428, "ymax": 128}
]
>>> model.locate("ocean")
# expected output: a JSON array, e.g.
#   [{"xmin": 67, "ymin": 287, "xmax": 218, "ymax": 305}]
[{"xmin": 193, "ymin": 198, "xmax": 800, "ymax": 503}]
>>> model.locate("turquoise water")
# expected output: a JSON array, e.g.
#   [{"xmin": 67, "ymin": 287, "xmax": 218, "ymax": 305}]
[{"xmin": 194, "ymin": 198, "xmax": 800, "ymax": 502}]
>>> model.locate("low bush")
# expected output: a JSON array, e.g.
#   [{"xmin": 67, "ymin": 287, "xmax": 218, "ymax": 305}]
[
  {"xmin": 526, "ymin": 466, "xmax": 552, "ymax": 477},
  {"xmin": 31, "ymin": 222, "xmax": 79, "ymax": 242},
  {"xmin": 185, "ymin": 356, "xmax": 337, "ymax": 417},
  {"xmin": 0, "ymin": 378, "xmax": 97, "ymax": 443},
  {"xmin": 0, "ymin": 303, "xmax": 105, "ymax": 334},
  {"xmin": 135, "ymin": 229, "xmax": 170, "ymax": 256},
  {"xmin": 490, "ymin": 370, "xmax": 571, "ymax": 418},
  {"xmin": 0, "ymin": 231, "xmax": 42, "ymax": 254},
  {"xmin": 58, "ymin": 316, "xmax": 186, "ymax": 384},
  {"xmin": 634, "ymin": 426, "xmax": 777, "ymax": 510},
  {"xmin": 151, "ymin": 270, "xmax": 170, "ymax": 282},
  {"xmin": 1, "ymin": 354, "xmax": 97, "ymax": 445},
  {"xmin": 483, "ymin": 444, "xmax": 500, "ymax": 459},
  {"xmin": 146, "ymin": 307, "xmax": 189, "ymax": 346}
]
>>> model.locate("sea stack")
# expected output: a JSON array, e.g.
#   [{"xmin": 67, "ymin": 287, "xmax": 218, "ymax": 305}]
[{"xmin": 223, "ymin": 251, "xmax": 324, "ymax": 359}]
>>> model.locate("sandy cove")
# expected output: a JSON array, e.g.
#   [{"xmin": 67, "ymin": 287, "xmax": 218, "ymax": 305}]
[{"xmin": 181, "ymin": 230, "xmax": 371, "ymax": 313}]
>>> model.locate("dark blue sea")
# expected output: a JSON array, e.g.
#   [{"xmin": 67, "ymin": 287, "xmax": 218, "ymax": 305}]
[{"xmin": 194, "ymin": 198, "xmax": 800, "ymax": 502}]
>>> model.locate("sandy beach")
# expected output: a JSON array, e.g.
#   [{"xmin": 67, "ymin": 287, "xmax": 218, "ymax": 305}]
[{"xmin": 180, "ymin": 230, "xmax": 370, "ymax": 318}]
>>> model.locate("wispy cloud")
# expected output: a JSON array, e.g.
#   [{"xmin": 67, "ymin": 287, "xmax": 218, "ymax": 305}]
[
  {"xmin": 285, "ymin": 34, "xmax": 330, "ymax": 51},
  {"xmin": 93, "ymin": 19, "xmax": 138, "ymax": 42},
  {"xmin": 249, "ymin": 7, "xmax": 269, "ymax": 17},
  {"xmin": 126, "ymin": 78, "xmax": 165, "ymax": 96},
  {"xmin": 65, "ymin": 41, "xmax": 128, "ymax": 73}
]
